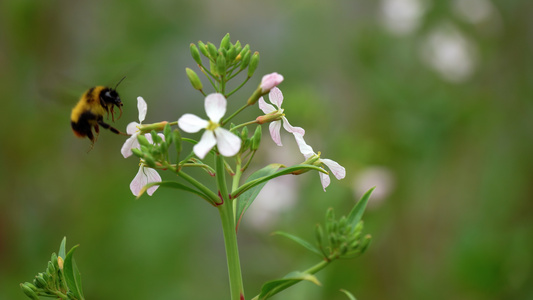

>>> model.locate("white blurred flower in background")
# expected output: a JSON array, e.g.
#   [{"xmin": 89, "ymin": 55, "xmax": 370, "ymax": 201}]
[
  {"xmin": 380, "ymin": 0, "xmax": 426, "ymax": 36},
  {"xmin": 420, "ymin": 24, "xmax": 477, "ymax": 83}
]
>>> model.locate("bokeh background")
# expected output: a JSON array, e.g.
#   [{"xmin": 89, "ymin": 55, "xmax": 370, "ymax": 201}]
[{"xmin": 1, "ymin": 0, "xmax": 532, "ymax": 299}]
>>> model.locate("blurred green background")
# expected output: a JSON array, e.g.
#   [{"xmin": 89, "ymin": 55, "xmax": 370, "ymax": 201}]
[{"xmin": 1, "ymin": 0, "xmax": 532, "ymax": 299}]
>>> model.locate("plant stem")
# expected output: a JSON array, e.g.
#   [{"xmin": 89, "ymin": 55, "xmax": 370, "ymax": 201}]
[{"xmin": 216, "ymin": 155, "xmax": 244, "ymax": 300}]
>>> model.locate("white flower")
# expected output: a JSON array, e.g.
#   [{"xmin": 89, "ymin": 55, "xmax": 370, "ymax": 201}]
[
  {"xmin": 130, "ymin": 164, "xmax": 162, "ymax": 196},
  {"xmin": 258, "ymin": 87, "xmax": 305, "ymax": 146},
  {"xmin": 177, "ymin": 93, "xmax": 241, "ymax": 159},
  {"xmin": 121, "ymin": 97, "xmax": 148, "ymax": 158},
  {"xmin": 260, "ymin": 72, "xmax": 284, "ymax": 93},
  {"xmin": 294, "ymin": 133, "xmax": 346, "ymax": 191}
]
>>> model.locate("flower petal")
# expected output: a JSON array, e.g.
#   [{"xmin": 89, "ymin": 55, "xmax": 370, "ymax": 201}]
[
  {"xmin": 193, "ymin": 130, "xmax": 217, "ymax": 159},
  {"xmin": 130, "ymin": 165, "xmax": 148, "ymax": 196},
  {"xmin": 214, "ymin": 128, "xmax": 242, "ymax": 157},
  {"xmin": 260, "ymin": 73, "xmax": 284, "ymax": 93},
  {"xmin": 121, "ymin": 133, "xmax": 140, "ymax": 158},
  {"xmin": 321, "ymin": 158, "xmax": 346, "ymax": 180},
  {"xmin": 268, "ymin": 121, "xmax": 283, "ymax": 146},
  {"xmin": 268, "ymin": 87, "xmax": 284, "ymax": 108},
  {"xmin": 137, "ymin": 97, "xmax": 148, "ymax": 123},
  {"xmin": 319, "ymin": 172, "xmax": 331, "ymax": 191},
  {"xmin": 258, "ymin": 97, "xmax": 277, "ymax": 114},
  {"xmin": 178, "ymin": 114, "xmax": 208, "ymax": 133},
  {"xmin": 205, "ymin": 93, "xmax": 227, "ymax": 123},
  {"xmin": 293, "ymin": 133, "xmax": 315, "ymax": 159},
  {"xmin": 281, "ymin": 116, "xmax": 305, "ymax": 136},
  {"xmin": 143, "ymin": 167, "xmax": 162, "ymax": 196},
  {"xmin": 126, "ymin": 121, "xmax": 140, "ymax": 135}
]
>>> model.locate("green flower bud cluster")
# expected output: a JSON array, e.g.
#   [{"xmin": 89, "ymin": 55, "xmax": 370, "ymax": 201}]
[
  {"xmin": 237, "ymin": 125, "xmax": 262, "ymax": 155},
  {"xmin": 132, "ymin": 123, "xmax": 182, "ymax": 168},
  {"xmin": 20, "ymin": 252, "xmax": 70, "ymax": 299},
  {"xmin": 316, "ymin": 208, "xmax": 372, "ymax": 260},
  {"xmin": 188, "ymin": 33, "xmax": 259, "ymax": 95}
]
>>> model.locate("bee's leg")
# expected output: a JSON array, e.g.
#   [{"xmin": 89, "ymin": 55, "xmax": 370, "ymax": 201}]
[
  {"xmin": 98, "ymin": 120, "xmax": 129, "ymax": 136},
  {"xmin": 86, "ymin": 129, "xmax": 96, "ymax": 153}
]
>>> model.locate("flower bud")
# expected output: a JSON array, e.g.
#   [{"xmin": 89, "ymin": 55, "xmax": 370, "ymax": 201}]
[
  {"xmin": 190, "ymin": 43, "xmax": 202, "ymax": 65},
  {"xmin": 20, "ymin": 283, "xmax": 39, "ymax": 300},
  {"xmin": 57, "ymin": 256, "xmax": 64, "ymax": 270},
  {"xmin": 240, "ymin": 126, "xmax": 249, "ymax": 140},
  {"xmin": 220, "ymin": 33, "xmax": 231, "ymax": 50},
  {"xmin": 198, "ymin": 41, "xmax": 209, "ymax": 57},
  {"xmin": 315, "ymin": 224, "xmax": 325, "ymax": 249},
  {"xmin": 131, "ymin": 148, "xmax": 144, "ymax": 158},
  {"xmin": 247, "ymin": 87, "xmax": 263, "ymax": 106},
  {"xmin": 207, "ymin": 42, "xmax": 218, "ymax": 60},
  {"xmin": 227, "ymin": 46, "xmax": 237, "ymax": 62},
  {"xmin": 143, "ymin": 156, "xmax": 156, "ymax": 168},
  {"xmin": 259, "ymin": 72, "xmax": 284, "ymax": 93},
  {"xmin": 34, "ymin": 274, "xmax": 48, "ymax": 289},
  {"xmin": 247, "ymin": 51, "xmax": 260, "ymax": 77},
  {"xmin": 137, "ymin": 135, "xmax": 151, "ymax": 147},
  {"xmin": 186, "ymin": 68, "xmax": 203, "ymax": 91},
  {"xmin": 251, "ymin": 125, "xmax": 262, "ymax": 151},
  {"xmin": 216, "ymin": 55, "xmax": 226, "ymax": 76}
]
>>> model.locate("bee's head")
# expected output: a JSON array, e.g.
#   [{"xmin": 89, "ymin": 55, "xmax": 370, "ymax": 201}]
[{"xmin": 101, "ymin": 88, "xmax": 123, "ymax": 107}]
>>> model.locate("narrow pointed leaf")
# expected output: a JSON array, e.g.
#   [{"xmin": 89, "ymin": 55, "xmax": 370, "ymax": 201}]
[
  {"xmin": 340, "ymin": 289, "xmax": 357, "ymax": 300},
  {"xmin": 58, "ymin": 237, "xmax": 67, "ymax": 260},
  {"xmin": 231, "ymin": 164, "xmax": 326, "ymax": 199},
  {"xmin": 347, "ymin": 187, "xmax": 374, "ymax": 228},
  {"xmin": 236, "ymin": 163, "xmax": 282, "ymax": 230},
  {"xmin": 63, "ymin": 245, "xmax": 84, "ymax": 300},
  {"xmin": 272, "ymin": 231, "xmax": 322, "ymax": 257},
  {"xmin": 258, "ymin": 271, "xmax": 320, "ymax": 300},
  {"xmin": 136, "ymin": 181, "xmax": 213, "ymax": 204}
]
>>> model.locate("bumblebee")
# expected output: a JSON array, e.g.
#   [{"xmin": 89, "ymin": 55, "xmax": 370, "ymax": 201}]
[{"xmin": 70, "ymin": 80, "xmax": 128, "ymax": 148}]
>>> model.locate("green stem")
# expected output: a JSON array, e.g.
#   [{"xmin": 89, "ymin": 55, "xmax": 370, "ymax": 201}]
[
  {"xmin": 225, "ymin": 76, "xmax": 250, "ymax": 97},
  {"xmin": 230, "ymin": 120, "xmax": 259, "ymax": 132},
  {"xmin": 215, "ymin": 155, "xmax": 244, "ymax": 300},
  {"xmin": 222, "ymin": 104, "xmax": 251, "ymax": 126}
]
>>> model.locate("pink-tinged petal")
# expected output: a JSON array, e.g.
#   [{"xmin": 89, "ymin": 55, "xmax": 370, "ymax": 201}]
[
  {"xmin": 205, "ymin": 93, "xmax": 227, "ymax": 123},
  {"xmin": 268, "ymin": 121, "xmax": 283, "ymax": 146},
  {"xmin": 214, "ymin": 128, "xmax": 242, "ymax": 157},
  {"xmin": 293, "ymin": 133, "xmax": 315, "ymax": 159},
  {"xmin": 281, "ymin": 116, "xmax": 305, "ymax": 136},
  {"xmin": 137, "ymin": 97, "xmax": 148, "ymax": 123},
  {"xmin": 260, "ymin": 73, "xmax": 284, "ymax": 93},
  {"xmin": 126, "ymin": 122, "xmax": 140, "ymax": 135},
  {"xmin": 178, "ymin": 114, "xmax": 208, "ymax": 133},
  {"xmin": 319, "ymin": 172, "xmax": 331, "ymax": 191},
  {"xmin": 193, "ymin": 130, "xmax": 217, "ymax": 159},
  {"xmin": 121, "ymin": 133, "xmax": 140, "ymax": 158},
  {"xmin": 321, "ymin": 158, "xmax": 346, "ymax": 180},
  {"xmin": 268, "ymin": 87, "xmax": 284, "ymax": 108},
  {"xmin": 143, "ymin": 167, "xmax": 162, "ymax": 196},
  {"xmin": 258, "ymin": 97, "xmax": 277, "ymax": 114},
  {"xmin": 130, "ymin": 165, "xmax": 147, "ymax": 196}
]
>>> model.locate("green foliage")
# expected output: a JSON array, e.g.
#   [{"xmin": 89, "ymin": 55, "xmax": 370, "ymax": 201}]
[{"xmin": 20, "ymin": 238, "xmax": 83, "ymax": 300}]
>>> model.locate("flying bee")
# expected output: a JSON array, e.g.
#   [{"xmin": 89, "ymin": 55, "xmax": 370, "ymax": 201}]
[{"xmin": 70, "ymin": 77, "xmax": 129, "ymax": 149}]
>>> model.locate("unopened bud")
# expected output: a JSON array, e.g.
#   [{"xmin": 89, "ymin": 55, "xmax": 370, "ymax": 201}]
[
  {"xmin": 247, "ymin": 51, "xmax": 260, "ymax": 77},
  {"xmin": 190, "ymin": 43, "xmax": 202, "ymax": 65},
  {"xmin": 57, "ymin": 256, "xmax": 64, "ymax": 270},
  {"xmin": 20, "ymin": 283, "xmax": 39, "ymax": 300},
  {"xmin": 207, "ymin": 42, "xmax": 218, "ymax": 60},
  {"xmin": 186, "ymin": 68, "xmax": 203, "ymax": 91},
  {"xmin": 173, "ymin": 129, "xmax": 182, "ymax": 157},
  {"xmin": 259, "ymin": 72, "xmax": 284, "ymax": 93},
  {"xmin": 131, "ymin": 148, "xmax": 144, "ymax": 158},
  {"xmin": 137, "ymin": 135, "xmax": 151, "ymax": 147},
  {"xmin": 251, "ymin": 126, "xmax": 262, "ymax": 151},
  {"xmin": 220, "ymin": 33, "xmax": 231, "ymax": 50},
  {"xmin": 197, "ymin": 41, "xmax": 209, "ymax": 57},
  {"xmin": 216, "ymin": 55, "xmax": 226, "ymax": 76}
]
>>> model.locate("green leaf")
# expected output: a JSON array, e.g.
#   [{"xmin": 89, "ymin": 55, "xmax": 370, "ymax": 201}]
[
  {"xmin": 235, "ymin": 163, "xmax": 282, "ymax": 231},
  {"xmin": 58, "ymin": 237, "xmax": 67, "ymax": 260},
  {"xmin": 231, "ymin": 164, "xmax": 327, "ymax": 199},
  {"xmin": 340, "ymin": 289, "xmax": 357, "ymax": 300},
  {"xmin": 257, "ymin": 271, "xmax": 321, "ymax": 300},
  {"xmin": 64, "ymin": 245, "xmax": 84, "ymax": 300},
  {"xmin": 136, "ymin": 181, "xmax": 213, "ymax": 204},
  {"xmin": 272, "ymin": 231, "xmax": 322, "ymax": 257},
  {"xmin": 347, "ymin": 187, "xmax": 375, "ymax": 228}
]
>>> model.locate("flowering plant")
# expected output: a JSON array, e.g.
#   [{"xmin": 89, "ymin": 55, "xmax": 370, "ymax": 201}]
[{"xmin": 21, "ymin": 34, "xmax": 373, "ymax": 300}]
